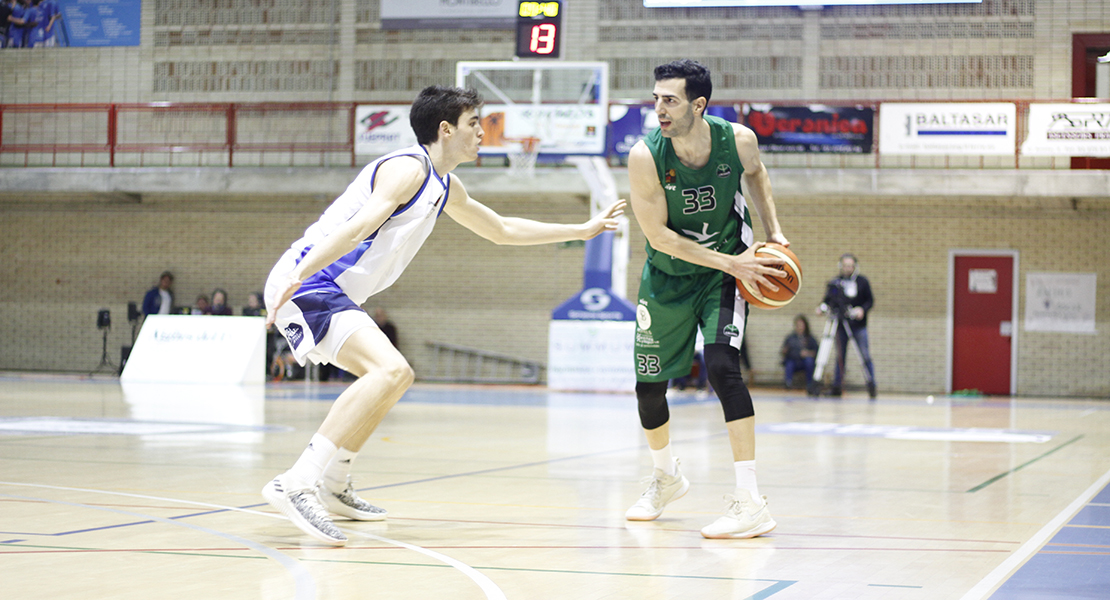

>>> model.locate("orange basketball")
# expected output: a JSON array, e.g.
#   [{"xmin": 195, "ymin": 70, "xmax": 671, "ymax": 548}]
[{"xmin": 736, "ymin": 243, "xmax": 802, "ymax": 310}]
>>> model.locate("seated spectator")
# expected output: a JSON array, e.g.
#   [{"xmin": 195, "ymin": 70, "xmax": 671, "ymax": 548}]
[
  {"xmin": 192, "ymin": 294, "xmax": 211, "ymax": 315},
  {"xmin": 210, "ymin": 288, "xmax": 233, "ymax": 316},
  {"xmin": 372, "ymin": 307, "xmax": 399, "ymax": 350},
  {"xmin": 781, "ymin": 314, "xmax": 818, "ymax": 389},
  {"xmin": 242, "ymin": 291, "xmax": 265, "ymax": 317},
  {"xmin": 142, "ymin": 271, "xmax": 174, "ymax": 317}
]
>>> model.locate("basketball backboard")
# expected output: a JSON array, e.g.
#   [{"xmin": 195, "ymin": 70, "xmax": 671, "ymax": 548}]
[{"xmin": 456, "ymin": 61, "xmax": 609, "ymax": 158}]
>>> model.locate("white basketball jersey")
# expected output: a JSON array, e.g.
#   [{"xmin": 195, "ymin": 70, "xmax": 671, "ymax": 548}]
[{"xmin": 269, "ymin": 144, "xmax": 450, "ymax": 305}]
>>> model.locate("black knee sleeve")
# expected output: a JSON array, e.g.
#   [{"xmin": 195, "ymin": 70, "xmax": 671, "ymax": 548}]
[
  {"xmin": 636, "ymin": 380, "xmax": 670, "ymax": 431},
  {"xmin": 704, "ymin": 343, "xmax": 755, "ymax": 422}
]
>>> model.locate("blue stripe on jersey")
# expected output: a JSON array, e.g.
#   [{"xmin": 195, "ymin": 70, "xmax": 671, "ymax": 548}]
[{"xmin": 295, "ymin": 153, "xmax": 435, "ymax": 295}]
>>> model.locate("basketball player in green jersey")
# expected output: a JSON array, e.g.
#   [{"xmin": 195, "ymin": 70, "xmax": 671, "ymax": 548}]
[{"xmin": 625, "ymin": 59, "xmax": 790, "ymax": 539}]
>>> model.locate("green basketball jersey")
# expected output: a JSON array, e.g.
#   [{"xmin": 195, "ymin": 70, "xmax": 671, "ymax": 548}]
[{"xmin": 643, "ymin": 114, "xmax": 753, "ymax": 277}]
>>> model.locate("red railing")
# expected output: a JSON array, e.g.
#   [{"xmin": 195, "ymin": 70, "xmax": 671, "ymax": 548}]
[
  {"xmin": 0, "ymin": 102, "xmax": 359, "ymax": 168},
  {"xmin": 0, "ymin": 100, "xmax": 1103, "ymax": 169}
]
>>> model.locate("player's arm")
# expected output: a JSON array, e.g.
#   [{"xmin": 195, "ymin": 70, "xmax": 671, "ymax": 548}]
[
  {"xmin": 627, "ymin": 141, "xmax": 783, "ymax": 289},
  {"xmin": 444, "ymin": 176, "xmax": 625, "ymax": 245},
  {"xmin": 733, "ymin": 123, "xmax": 788, "ymax": 247},
  {"xmin": 264, "ymin": 157, "xmax": 426, "ymax": 324}
]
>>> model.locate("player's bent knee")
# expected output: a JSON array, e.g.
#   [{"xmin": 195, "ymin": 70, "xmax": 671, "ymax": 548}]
[
  {"xmin": 636, "ymin": 380, "xmax": 670, "ymax": 431},
  {"xmin": 704, "ymin": 344, "xmax": 755, "ymax": 422}
]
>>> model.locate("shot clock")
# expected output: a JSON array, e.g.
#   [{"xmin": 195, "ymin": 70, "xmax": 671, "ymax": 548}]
[{"xmin": 515, "ymin": 1, "xmax": 562, "ymax": 59}]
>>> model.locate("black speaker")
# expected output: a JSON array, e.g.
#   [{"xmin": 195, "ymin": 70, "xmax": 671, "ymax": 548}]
[
  {"xmin": 97, "ymin": 309, "xmax": 111, "ymax": 329},
  {"xmin": 127, "ymin": 301, "xmax": 141, "ymax": 322}
]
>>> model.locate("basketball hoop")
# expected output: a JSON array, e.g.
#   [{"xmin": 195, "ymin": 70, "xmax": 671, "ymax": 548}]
[{"xmin": 507, "ymin": 137, "xmax": 541, "ymax": 177}]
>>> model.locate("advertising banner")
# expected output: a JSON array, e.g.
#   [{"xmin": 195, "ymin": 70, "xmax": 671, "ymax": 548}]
[
  {"xmin": 121, "ymin": 316, "xmax": 267, "ymax": 384},
  {"xmin": 607, "ymin": 104, "xmax": 738, "ymax": 159},
  {"xmin": 547, "ymin": 320, "xmax": 636, "ymax": 392},
  {"xmin": 355, "ymin": 105, "xmax": 417, "ymax": 156},
  {"xmin": 1020, "ymin": 104, "xmax": 1110, "ymax": 157},
  {"xmin": 879, "ymin": 103, "xmax": 1016, "ymax": 155},
  {"xmin": 744, "ymin": 104, "xmax": 874, "ymax": 153},
  {"xmin": 381, "ymin": 0, "xmax": 516, "ymax": 29}
]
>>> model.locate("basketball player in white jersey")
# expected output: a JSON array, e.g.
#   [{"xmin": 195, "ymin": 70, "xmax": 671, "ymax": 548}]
[{"xmin": 261, "ymin": 85, "xmax": 626, "ymax": 545}]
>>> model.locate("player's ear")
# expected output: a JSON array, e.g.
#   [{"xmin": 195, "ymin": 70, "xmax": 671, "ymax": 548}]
[
  {"xmin": 439, "ymin": 120, "xmax": 453, "ymax": 140},
  {"xmin": 692, "ymin": 97, "xmax": 707, "ymax": 116}
]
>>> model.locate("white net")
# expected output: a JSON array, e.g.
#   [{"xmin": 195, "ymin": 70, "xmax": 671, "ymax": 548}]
[{"xmin": 507, "ymin": 137, "xmax": 541, "ymax": 177}]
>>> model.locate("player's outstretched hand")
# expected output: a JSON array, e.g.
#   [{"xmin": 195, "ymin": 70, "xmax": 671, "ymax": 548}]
[
  {"xmin": 730, "ymin": 241, "xmax": 787, "ymax": 293},
  {"xmin": 582, "ymin": 199, "xmax": 628, "ymax": 239},
  {"xmin": 264, "ymin": 275, "xmax": 302, "ymax": 328}
]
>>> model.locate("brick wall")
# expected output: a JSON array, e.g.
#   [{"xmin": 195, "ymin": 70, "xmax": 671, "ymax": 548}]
[{"xmin": 2, "ymin": 189, "xmax": 1107, "ymax": 397}]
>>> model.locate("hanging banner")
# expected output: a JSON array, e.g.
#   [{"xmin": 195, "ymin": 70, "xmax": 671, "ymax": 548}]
[
  {"xmin": 743, "ymin": 104, "xmax": 873, "ymax": 153},
  {"xmin": 879, "ymin": 103, "xmax": 1016, "ymax": 155},
  {"xmin": 355, "ymin": 105, "xmax": 417, "ymax": 156},
  {"xmin": 1020, "ymin": 104, "xmax": 1110, "ymax": 157}
]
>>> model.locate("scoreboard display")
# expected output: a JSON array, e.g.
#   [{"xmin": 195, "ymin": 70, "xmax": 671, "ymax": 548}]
[{"xmin": 515, "ymin": 2, "xmax": 562, "ymax": 59}]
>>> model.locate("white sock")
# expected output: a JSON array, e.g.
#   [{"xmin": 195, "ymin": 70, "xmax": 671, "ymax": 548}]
[
  {"xmin": 734, "ymin": 459, "xmax": 760, "ymax": 502},
  {"xmin": 650, "ymin": 443, "xmax": 676, "ymax": 476},
  {"xmin": 323, "ymin": 447, "xmax": 358, "ymax": 493},
  {"xmin": 285, "ymin": 433, "xmax": 338, "ymax": 489}
]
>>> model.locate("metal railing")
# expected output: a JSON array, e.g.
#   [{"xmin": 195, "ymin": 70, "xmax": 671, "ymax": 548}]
[
  {"xmin": 0, "ymin": 99, "xmax": 1105, "ymax": 169},
  {"xmin": 424, "ymin": 341, "xmax": 544, "ymax": 385}
]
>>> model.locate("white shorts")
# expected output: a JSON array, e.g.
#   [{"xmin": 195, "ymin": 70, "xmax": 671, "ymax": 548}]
[{"xmin": 272, "ymin": 290, "xmax": 375, "ymax": 366}]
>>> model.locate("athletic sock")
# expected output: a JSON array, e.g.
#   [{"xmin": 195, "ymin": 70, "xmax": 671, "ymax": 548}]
[
  {"xmin": 650, "ymin": 443, "xmax": 676, "ymax": 476},
  {"xmin": 322, "ymin": 447, "xmax": 358, "ymax": 493},
  {"xmin": 734, "ymin": 459, "xmax": 761, "ymax": 503},
  {"xmin": 285, "ymin": 433, "xmax": 338, "ymax": 490}
]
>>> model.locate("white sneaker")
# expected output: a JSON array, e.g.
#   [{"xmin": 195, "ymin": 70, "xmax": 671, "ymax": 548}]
[
  {"xmin": 318, "ymin": 476, "xmax": 388, "ymax": 521},
  {"xmin": 262, "ymin": 474, "xmax": 347, "ymax": 546},
  {"xmin": 700, "ymin": 494, "xmax": 777, "ymax": 539},
  {"xmin": 625, "ymin": 458, "xmax": 690, "ymax": 521}
]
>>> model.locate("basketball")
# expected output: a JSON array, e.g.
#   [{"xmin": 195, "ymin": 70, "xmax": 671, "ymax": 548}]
[{"xmin": 736, "ymin": 243, "xmax": 802, "ymax": 310}]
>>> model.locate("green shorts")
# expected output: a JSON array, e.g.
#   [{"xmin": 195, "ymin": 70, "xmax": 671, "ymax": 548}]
[{"xmin": 634, "ymin": 262, "xmax": 749, "ymax": 383}]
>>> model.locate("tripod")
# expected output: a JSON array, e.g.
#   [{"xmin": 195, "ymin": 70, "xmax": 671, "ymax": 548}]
[
  {"xmin": 92, "ymin": 309, "xmax": 116, "ymax": 374},
  {"xmin": 808, "ymin": 308, "xmax": 875, "ymax": 399}
]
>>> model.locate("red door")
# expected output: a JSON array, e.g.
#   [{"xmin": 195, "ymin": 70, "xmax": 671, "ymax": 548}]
[{"xmin": 952, "ymin": 254, "xmax": 1015, "ymax": 395}]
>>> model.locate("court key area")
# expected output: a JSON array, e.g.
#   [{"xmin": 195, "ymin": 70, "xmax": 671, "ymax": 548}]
[{"xmin": 2, "ymin": 375, "xmax": 1109, "ymax": 600}]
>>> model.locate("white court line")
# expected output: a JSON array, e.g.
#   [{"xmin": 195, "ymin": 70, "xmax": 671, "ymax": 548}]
[
  {"xmin": 0, "ymin": 481, "xmax": 507, "ymax": 600},
  {"xmin": 1, "ymin": 492, "xmax": 317, "ymax": 600},
  {"xmin": 958, "ymin": 466, "xmax": 1110, "ymax": 600}
]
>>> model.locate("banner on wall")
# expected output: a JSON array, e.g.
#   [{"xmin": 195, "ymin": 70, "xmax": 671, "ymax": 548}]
[
  {"xmin": 381, "ymin": 0, "xmax": 516, "ymax": 29},
  {"xmin": 355, "ymin": 105, "xmax": 417, "ymax": 156},
  {"xmin": 1024, "ymin": 273, "xmax": 1097, "ymax": 334},
  {"xmin": 743, "ymin": 104, "xmax": 874, "ymax": 153},
  {"xmin": 607, "ymin": 104, "xmax": 738, "ymax": 159},
  {"xmin": 879, "ymin": 103, "xmax": 1017, "ymax": 155},
  {"xmin": 58, "ymin": 0, "xmax": 141, "ymax": 47},
  {"xmin": 1020, "ymin": 104, "xmax": 1110, "ymax": 157},
  {"xmin": 479, "ymin": 104, "xmax": 606, "ymax": 156}
]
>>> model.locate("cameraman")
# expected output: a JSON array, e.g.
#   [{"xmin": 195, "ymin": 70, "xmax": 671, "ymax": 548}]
[{"xmin": 817, "ymin": 254, "xmax": 876, "ymax": 398}]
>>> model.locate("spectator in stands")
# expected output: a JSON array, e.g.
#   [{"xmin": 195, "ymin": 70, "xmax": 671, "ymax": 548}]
[
  {"xmin": 243, "ymin": 292, "xmax": 265, "ymax": 316},
  {"xmin": 192, "ymin": 294, "xmax": 211, "ymax": 315},
  {"xmin": 210, "ymin": 288, "xmax": 233, "ymax": 316},
  {"xmin": 781, "ymin": 314, "xmax": 817, "ymax": 389},
  {"xmin": 141, "ymin": 271, "xmax": 174, "ymax": 317},
  {"xmin": 372, "ymin": 307, "xmax": 399, "ymax": 350}
]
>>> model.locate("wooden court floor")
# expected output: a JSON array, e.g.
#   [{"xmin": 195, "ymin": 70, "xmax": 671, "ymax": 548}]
[{"xmin": 1, "ymin": 374, "xmax": 1108, "ymax": 600}]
